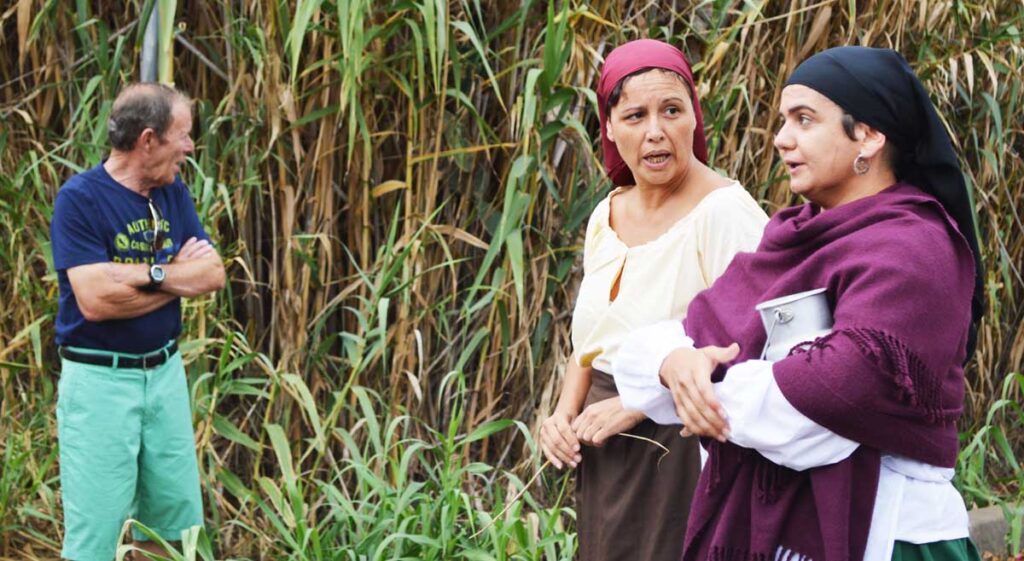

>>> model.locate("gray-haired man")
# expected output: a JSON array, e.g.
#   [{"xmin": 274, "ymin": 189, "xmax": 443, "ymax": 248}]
[{"xmin": 51, "ymin": 83, "xmax": 224, "ymax": 560}]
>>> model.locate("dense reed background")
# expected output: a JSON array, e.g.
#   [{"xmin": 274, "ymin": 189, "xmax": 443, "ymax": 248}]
[{"xmin": 1, "ymin": 0, "xmax": 1023, "ymax": 558}]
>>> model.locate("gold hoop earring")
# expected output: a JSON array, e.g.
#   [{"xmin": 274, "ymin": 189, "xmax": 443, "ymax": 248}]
[{"xmin": 853, "ymin": 154, "xmax": 870, "ymax": 175}]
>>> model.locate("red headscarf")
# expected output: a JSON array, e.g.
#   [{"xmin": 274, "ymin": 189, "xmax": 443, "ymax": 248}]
[{"xmin": 597, "ymin": 39, "xmax": 708, "ymax": 186}]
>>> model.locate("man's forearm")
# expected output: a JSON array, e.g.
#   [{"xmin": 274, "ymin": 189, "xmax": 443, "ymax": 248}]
[
  {"xmin": 159, "ymin": 255, "xmax": 226, "ymax": 298},
  {"xmin": 93, "ymin": 287, "xmax": 178, "ymax": 320},
  {"xmin": 78, "ymin": 263, "xmax": 177, "ymax": 321},
  {"xmin": 69, "ymin": 255, "xmax": 223, "ymax": 322}
]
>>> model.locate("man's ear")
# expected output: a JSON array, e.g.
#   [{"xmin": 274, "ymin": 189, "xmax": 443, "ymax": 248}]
[{"xmin": 138, "ymin": 128, "xmax": 156, "ymax": 151}]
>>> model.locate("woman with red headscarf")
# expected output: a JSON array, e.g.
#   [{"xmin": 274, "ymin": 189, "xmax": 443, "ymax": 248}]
[{"xmin": 538, "ymin": 39, "xmax": 768, "ymax": 561}]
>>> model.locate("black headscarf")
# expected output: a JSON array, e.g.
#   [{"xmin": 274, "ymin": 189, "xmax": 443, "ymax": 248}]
[{"xmin": 786, "ymin": 46, "xmax": 985, "ymax": 361}]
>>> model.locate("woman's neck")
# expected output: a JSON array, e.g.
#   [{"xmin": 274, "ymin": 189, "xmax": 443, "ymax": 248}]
[
  {"xmin": 631, "ymin": 159, "xmax": 725, "ymax": 212},
  {"xmin": 817, "ymin": 170, "xmax": 898, "ymax": 210}
]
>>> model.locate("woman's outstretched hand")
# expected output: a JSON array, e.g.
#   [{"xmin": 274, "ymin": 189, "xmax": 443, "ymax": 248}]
[
  {"xmin": 540, "ymin": 409, "xmax": 582, "ymax": 469},
  {"xmin": 659, "ymin": 343, "xmax": 740, "ymax": 441},
  {"xmin": 572, "ymin": 397, "xmax": 646, "ymax": 448}
]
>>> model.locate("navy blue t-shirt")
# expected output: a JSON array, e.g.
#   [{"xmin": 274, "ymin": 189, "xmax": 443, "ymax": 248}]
[{"xmin": 51, "ymin": 163, "xmax": 211, "ymax": 353}]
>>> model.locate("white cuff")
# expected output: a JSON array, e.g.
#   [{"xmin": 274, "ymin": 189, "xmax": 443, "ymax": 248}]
[
  {"xmin": 715, "ymin": 360, "xmax": 859, "ymax": 471},
  {"xmin": 612, "ymin": 320, "xmax": 694, "ymax": 425}
]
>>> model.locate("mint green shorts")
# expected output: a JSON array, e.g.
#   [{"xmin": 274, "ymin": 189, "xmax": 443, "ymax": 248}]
[{"xmin": 57, "ymin": 343, "xmax": 204, "ymax": 561}]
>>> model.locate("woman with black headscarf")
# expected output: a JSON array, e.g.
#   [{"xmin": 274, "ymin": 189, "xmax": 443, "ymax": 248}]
[{"xmin": 613, "ymin": 47, "xmax": 984, "ymax": 560}]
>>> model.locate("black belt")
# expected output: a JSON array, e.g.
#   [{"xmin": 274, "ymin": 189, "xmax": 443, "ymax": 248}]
[{"xmin": 59, "ymin": 341, "xmax": 178, "ymax": 369}]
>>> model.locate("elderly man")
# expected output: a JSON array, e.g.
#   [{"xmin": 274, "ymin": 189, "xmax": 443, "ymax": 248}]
[{"xmin": 50, "ymin": 83, "xmax": 225, "ymax": 561}]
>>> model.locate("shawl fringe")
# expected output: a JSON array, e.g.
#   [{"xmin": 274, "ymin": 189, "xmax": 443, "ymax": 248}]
[
  {"xmin": 706, "ymin": 441, "xmax": 722, "ymax": 493},
  {"xmin": 846, "ymin": 327, "xmax": 948, "ymax": 423},
  {"xmin": 710, "ymin": 546, "xmax": 771, "ymax": 561},
  {"xmin": 773, "ymin": 546, "xmax": 814, "ymax": 561},
  {"xmin": 709, "ymin": 546, "xmax": 812, "ymax": 561},
  {"xmin": 790, "ymin": 327, "xmax": 951, "ymax": 423},
  {"xmin": 755, "ymin": 461, "xmax": 792, "ymax": 504},
  {"xmin": 788, "ymin": 331, "xmax": 838, "ymax": 360}
]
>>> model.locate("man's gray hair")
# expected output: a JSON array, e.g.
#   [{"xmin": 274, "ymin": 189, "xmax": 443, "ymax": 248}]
[{"xmin": 107, "ymin": 83, "xmax": 190, "ymax": 151}]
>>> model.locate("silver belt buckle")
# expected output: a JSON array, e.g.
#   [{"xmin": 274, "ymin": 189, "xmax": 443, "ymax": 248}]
[{"xmin": 141, "ymin": 350, "xmax": 160, "ymax": 370}]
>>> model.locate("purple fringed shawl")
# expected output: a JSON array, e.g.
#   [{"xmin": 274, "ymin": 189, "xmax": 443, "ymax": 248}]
[{"xmin": 681, "ymin": 183, "xmax": 976, "ymax": 561}]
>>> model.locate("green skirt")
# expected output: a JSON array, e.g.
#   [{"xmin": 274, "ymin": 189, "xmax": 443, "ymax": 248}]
[{"xmin": 892, "ymin": 538, "xmax": 981, "ymax": 561}]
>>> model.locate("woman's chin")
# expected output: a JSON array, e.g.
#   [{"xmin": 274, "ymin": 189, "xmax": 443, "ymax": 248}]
[
  {"xmin": 787, "ymin": 179, "xmax": 812, "ymax": 196},
  {"xmin": 632, "ymin": 163, "xmax": 682, "ymax": 186}
]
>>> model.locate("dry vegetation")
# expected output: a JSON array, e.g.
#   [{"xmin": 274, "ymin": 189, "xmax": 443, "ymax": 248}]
[{"xmin": 1, "ymin": 0, "xmax": 1022, "ymax": 558}]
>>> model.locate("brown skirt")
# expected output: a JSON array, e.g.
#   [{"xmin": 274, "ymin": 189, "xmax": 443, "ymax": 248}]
[{"xmin": 575, "ymin": 370, "xmax": 702, "ymax": 561}]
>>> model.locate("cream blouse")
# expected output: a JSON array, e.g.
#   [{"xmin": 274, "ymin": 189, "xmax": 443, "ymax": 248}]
[{"xmin": 571, "ymin": 182, "xmax": 768, "ymax": 372}]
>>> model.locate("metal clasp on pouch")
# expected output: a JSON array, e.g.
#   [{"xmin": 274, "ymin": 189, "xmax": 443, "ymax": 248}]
[{"xmin": 760, "ymin": 308, "xmax": 794, "ymax": 361}]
